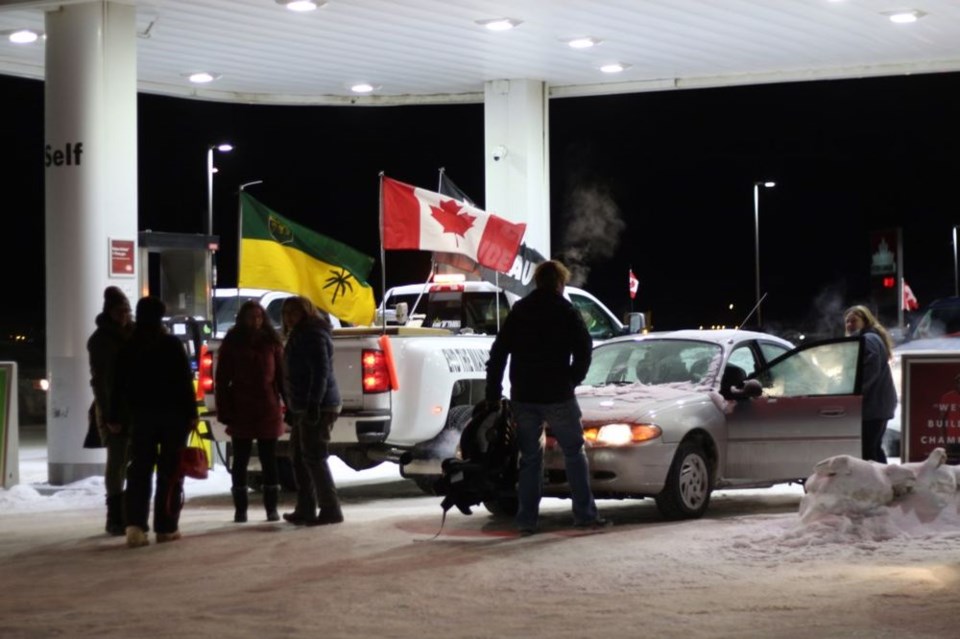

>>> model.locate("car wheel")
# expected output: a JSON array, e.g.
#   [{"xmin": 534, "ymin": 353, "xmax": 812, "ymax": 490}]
[
  {"xmin": 655, "ymin": 441, "xmax": 712, "ymax": 520},
  {"xmin": 483, "ymin": 495, "xmax": 519, "ymax": 517}
]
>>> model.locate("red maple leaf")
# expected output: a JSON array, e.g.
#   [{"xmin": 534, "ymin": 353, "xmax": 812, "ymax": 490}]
[{"xmin": 430, "ymin": 198, "xmax": 476, "ymax": 242}]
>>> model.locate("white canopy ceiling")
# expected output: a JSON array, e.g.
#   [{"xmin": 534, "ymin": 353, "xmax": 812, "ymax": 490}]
[{"xmin": 1, "ymin": 0, "xmax": 959, "ymax": 105}]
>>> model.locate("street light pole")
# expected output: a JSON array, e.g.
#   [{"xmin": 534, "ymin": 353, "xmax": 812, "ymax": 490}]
[
  {"xmin": 206, "ymin": 143, "xmax": 233, "ymax": 235},
  {"xmin": 753, "ymin": 181, "xmax": 775, "ymax": 327}
]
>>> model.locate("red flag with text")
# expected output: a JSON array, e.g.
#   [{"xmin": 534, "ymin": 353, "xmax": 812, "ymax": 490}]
[
  {"xmin": 382, "ymin": 177, "xmax": 526, "ymax": 273},
  {"xmin": 903, "ymin": 279, "xmax": 919, "ymax": 311},
  {"xmin": 629, "ymin": 269, "xmax": 639, "ymax": 299}
]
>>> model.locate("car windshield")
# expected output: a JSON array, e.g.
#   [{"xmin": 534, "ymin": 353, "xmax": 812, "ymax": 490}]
[
  {"xmin": 583, "ymin": 339, "xmax": 723, "ymax": 387},
  {"xmin": 910, "ymin": 302, "xmax": 960, "ymax": 339},
  {"xmin": 213, "ymin": 295, "xmax": 257, "ymax": 336}
]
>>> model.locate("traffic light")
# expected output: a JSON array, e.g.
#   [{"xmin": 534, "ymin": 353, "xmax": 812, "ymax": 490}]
[{"xmin": 882, "ymin": 276, "xmax": 896, "ymax": 289}]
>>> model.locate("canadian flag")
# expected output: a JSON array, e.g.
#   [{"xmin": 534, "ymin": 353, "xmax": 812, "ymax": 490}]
[
  {"xmin": 903, "ymin": 279, "xmax": 919, "ymax": 311},
  {"xmin": 382, "ymin": 177, "xmax": 526, "ymax": 273},
  {"xmin": 629, "ymin": 269, "xmax": 639, "ymax": 299}
]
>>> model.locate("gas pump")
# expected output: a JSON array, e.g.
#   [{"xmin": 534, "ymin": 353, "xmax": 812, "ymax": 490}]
[{"xmin": 137, "ymin": 231, "xmax": 221, "ymax": 469}]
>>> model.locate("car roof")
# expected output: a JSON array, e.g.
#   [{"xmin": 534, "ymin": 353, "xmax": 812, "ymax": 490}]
[
  {"xmin": 214, "ymin": 288, "xmax": 295, "ymax": 298},
  {"xmin": 597, "ymin": 329, "xmax": 794, "ymax": 349}
]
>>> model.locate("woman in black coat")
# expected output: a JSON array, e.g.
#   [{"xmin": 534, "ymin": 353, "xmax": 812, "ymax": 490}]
[{"xmin": 109, "ymin": 296, "xmax": 198, "ymax": 548}]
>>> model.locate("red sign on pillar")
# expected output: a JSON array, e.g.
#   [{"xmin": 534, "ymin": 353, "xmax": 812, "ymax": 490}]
[{"xmin": 109, "ymin": 238, "xmax": 135, "ymax": 277}]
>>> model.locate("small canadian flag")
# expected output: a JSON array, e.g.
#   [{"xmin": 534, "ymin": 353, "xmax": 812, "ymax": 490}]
[
  {"xmin": 903, "ymin": 279, "xmax": 919, "ymax": 311},
  {"xmin": 628, "ymin": 269, "xmax": 639, "ymax": 300}
]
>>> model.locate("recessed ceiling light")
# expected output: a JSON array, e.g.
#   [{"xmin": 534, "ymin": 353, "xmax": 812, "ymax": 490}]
[
  {"xmin": 350, "ymin": 83, "xmax": 379, "ymax": 94},
  {"xmin": 9, "ymin": 29, "xmax": 40, "ymax": 44},
  {"xmin": 599, "ymin": 62, "xmax": 630, "ymax": 74},
  {"xmin": 475, "ymin": 18, "xmax": 522, "ymax": 32},
  {"xmin": 567, "ymin": 37, "xmax": 601, "ymax": 49},
  {"xmin": 276, "ymin": 0, "xmax": 326, "ymax": 11},
  {"xmin": 184, "ymin": 72, "xmax": 221, "ymax": 84},
  {"xmin": 884, "ymin": 9, "xmax": 926, "ymax": 23}
]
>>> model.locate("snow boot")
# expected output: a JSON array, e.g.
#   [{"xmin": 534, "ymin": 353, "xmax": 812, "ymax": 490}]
[
  {"xmin": 125, "ymin": 526, "xmax": 149, "ymax": 548},
  {"xmin": 105, "ymin": 493, "xmax": 125, "ymax": 536},
  {"xmin": 231, "ymin": 486, "xmax": 249, "ymax": 523},
  {"xmin": 262, "ymin": 484, "xmax": 281, "ymax": 522}
]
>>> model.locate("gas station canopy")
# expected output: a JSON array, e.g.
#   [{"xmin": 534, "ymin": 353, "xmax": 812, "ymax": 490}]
[{"xmin": 1, "ymin": 0, "xmax": 959, "ymax": 105}]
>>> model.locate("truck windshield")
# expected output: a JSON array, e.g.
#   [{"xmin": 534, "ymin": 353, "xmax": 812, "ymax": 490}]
[
  {"xmin": 213, "ymin": 295, "xmax": 257, "ymax": 336},
  {"xmin": 422, "ymin": 291, "xmax": 510, "ymax": 334}
]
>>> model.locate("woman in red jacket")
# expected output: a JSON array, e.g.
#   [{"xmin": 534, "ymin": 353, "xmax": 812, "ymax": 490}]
[{"xmin": 215, "ymin": 300, "xmax": 286, "ymax": 522}]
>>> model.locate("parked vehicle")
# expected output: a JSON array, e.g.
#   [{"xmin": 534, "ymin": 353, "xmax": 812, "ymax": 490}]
[
  {"xmin": 202, "ymin": 278, "xmax": 637, "ymax": 491},
  {"xmin": 538, "ymin": 329, "xmax": 866, "ymax": 520}
]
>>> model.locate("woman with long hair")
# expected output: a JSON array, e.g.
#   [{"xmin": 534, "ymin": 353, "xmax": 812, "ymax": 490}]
[
  {"xmin": 843, "ymin": 304, "xmax": 897, "ymax": 463},
  {"xmin": 215, "ymin": 300, "xmax": 286, "ymax": 522}
]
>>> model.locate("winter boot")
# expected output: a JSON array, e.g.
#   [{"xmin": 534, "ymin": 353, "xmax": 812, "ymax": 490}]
[
  {"xmin": 231, "ymin": 486, "xmax": 249, "ymax": 523},
  {"xmin": 262, "ymin": 484, "xmax": 281, "ymax": 522},
  {"xmin": 105, "ymin": 494, "xmax": 125, "ymax": 536},
  {"xmin": 125, "ymin": 526, "xmax": 149, "ymax": 548}
]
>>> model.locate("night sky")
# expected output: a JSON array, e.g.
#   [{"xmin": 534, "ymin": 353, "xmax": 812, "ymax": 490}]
[{"xmin": 3, "ymin": 71, "xmax": 960, "ymax": 336}]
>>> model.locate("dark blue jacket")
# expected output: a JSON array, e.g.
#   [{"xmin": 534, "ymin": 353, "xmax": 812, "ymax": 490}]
[
  {"xmin": 860, "ymin": 329, "xmax": 897, "ymax": 421},
  {"xmin": 284, "ymin": 313, "xmax": 341, "ymax": 412},
  {"xmin": 485, "ymin": 288, "xmax": 592, "ymax": 404}
]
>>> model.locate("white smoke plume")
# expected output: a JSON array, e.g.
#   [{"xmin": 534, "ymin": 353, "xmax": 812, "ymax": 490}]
[{"xmin": 557, "ymin": 182, "xmax": 626, "ymax": 287}]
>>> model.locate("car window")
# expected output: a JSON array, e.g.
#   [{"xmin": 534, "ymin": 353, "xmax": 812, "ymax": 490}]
[
  {"xmin": 760, "ymin": 338, "xmax": 860, "ymax": 398},
  {"xmin": 583, "ymin": 339, "xmax": 722, "ymax": 386},
  {"xmin": 727, "ymin": 346, "xmax": 758, "ymax": 376},
  {"xmin": 759, "ymin": 341, "xmax": 791, "ymax": 364},
  {"xmin": 264, "ymin": 299, "xmax": 286, "ymax": 331},
  {"xmin": 569, "ymin": 294, "xmax": 618, "ymax": 340},
  {"xmin": 213, "ymin": 295, "xmax": 256, "ymax": 335}
]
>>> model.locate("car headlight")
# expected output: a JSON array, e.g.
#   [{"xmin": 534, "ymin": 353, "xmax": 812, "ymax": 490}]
[{"xmin": 583, "ymin": 423, "xmax": 662, "ymax": 446}]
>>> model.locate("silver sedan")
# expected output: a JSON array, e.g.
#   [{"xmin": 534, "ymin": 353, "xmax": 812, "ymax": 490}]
[{"xmin": 542, "ymin": 329, "xmax": 866, "ymax": 519}]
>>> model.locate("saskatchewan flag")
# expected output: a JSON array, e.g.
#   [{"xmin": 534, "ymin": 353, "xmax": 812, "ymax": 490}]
[{"xmin": 239, "ymin": 192, "xmax": 376, "ymax": 326}]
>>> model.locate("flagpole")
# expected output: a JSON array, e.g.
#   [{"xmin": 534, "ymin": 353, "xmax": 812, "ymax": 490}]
[{"xmin": 378, "ymin": 171, "xmax": 387, "ymax": 333}]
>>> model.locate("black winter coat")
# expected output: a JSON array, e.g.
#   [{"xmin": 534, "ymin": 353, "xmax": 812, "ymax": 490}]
[
  {"xmin": 485, "ymin": 288, "xmax": 592, "ymax": 404},
  {"xmin": 109, "ymin": 328, "xmax": 197, "ymax": 428},
  {"xmin": 284, "ymin": 314, "xmax": 341, "ymax": 412}
]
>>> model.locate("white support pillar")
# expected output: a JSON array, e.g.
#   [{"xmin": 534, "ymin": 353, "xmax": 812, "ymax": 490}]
[
  {"xmin": 44, "ymin": 1, "xmax": 138, "ymax": 484},
  {"xmin": 484, "ymin": 79, "xmax": 551, "ymax": 257}
]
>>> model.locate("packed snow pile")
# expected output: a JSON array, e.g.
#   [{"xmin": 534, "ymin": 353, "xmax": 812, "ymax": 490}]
[{"xmin": 783, "ymin": 447, "xmax": 960, "ymax": 545}]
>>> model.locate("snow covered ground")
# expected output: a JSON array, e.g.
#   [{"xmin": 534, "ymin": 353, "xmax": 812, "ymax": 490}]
[{"xmin": 4, "ymin": 425, "xmax": 960, "ymax": 638}]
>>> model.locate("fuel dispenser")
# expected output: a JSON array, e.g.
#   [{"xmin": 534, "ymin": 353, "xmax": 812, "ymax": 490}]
[{"xmin": 137, "ymin": 231, "xmax": 221, "ymax": 470}]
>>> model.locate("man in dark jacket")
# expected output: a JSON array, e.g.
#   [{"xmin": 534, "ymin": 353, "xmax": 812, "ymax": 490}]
[
  {"xmin": 109, "ymin": 296, "xmax": 198, "ymax": 547},
  {"xmin": 87, "ymin": 286, "xmax": 133, "ymax": 536},
  {"xmin": 281, "ymin": 296, "xmax": 344, "ymax": 526},
  {"xmin": 485, "ymin": 260, "xmax": 605, "ymax": 535}
]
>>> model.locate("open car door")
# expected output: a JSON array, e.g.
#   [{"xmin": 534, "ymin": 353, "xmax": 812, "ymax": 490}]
[{"xmin": 724, "ymin": 336, "xmax": 863, "ymax": 481}]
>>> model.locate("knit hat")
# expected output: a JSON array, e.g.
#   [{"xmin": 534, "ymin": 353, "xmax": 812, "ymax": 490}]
[{"xmin": 102, "ymin": 286, "xmax": 130, "ymax": 313}]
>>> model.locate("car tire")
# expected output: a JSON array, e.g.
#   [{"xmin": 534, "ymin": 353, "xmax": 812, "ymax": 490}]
[{"xmin": 655, "ymin": 440, "xmax": 712, "ymax": 520}]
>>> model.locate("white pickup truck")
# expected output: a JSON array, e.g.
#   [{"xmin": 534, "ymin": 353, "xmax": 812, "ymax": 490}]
[{"xmin": 204, "ymin": 280, "xmax": 639, "ymax": 491}]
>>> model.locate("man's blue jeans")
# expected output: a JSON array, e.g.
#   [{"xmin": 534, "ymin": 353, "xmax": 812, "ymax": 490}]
[{"xmin": 510, "ymin": 399, "xmax": 598, "ymax": 530}]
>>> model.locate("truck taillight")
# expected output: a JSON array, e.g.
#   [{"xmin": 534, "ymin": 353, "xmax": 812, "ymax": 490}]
[
  {"xmin": 362, "ymin": 349, "xmax": 390, "ymax": 393},
  {"xmin": 198, "ymin": 343, "xmax": 214, "ymax": 400}
]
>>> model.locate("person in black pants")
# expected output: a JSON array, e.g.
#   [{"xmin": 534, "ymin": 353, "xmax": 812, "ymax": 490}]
[
  {"xmin": 843, "ymin": 304, "xmax": 897, "ymax": 463},
  {"xmin": 280, "ymin": 296, "xmax": 344, "ymax": 526},
  {"xmin": 214, "ymin": 300, "xmax": 286, "ymax": 522},
  {"xmin": 108, "ymin": 296, "xmax": 198, "ymax": 547}
]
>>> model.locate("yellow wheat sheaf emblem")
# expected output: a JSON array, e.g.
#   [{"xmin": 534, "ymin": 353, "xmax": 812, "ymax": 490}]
[{"xmin": 267, "ymin": 215, "xmax": 295, "ymax": 245}]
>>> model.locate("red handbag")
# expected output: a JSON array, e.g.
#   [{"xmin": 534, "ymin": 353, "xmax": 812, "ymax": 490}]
[{"xmin": 179, "ymin": 428, "xmax": 209, "ymax": 480}]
